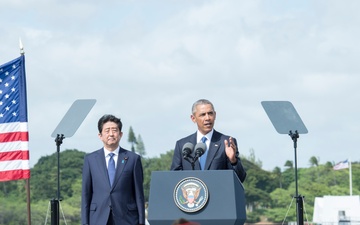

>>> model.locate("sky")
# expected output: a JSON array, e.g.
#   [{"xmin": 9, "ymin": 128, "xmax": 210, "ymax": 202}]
[{"xmin": 0, "ymin": 0, "xmax": 359, "ymax": 171}]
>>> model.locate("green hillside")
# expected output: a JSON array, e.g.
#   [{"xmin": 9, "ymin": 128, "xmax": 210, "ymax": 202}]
[{"xmin": 0, "ymin": 149, "xmax": 358, "ymax": 225}]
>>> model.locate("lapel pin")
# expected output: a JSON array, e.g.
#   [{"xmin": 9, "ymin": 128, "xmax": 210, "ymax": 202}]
[{"xmin": 122, "ymin": 157, "xmax": 128, "ymax": 164}]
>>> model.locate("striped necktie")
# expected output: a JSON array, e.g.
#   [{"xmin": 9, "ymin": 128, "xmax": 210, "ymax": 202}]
[{"xmin": 199, "ymin": 136, "xmax": 208, "ymax": 170}]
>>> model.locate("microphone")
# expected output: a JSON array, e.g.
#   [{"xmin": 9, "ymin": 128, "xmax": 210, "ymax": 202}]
[
  {"xmin": 194, "ymin": 142, "xmax": 206, "ymax": 161},
  {"xmin": 182, "ymin": 142, "xmax": 194, "ymax": 159}
]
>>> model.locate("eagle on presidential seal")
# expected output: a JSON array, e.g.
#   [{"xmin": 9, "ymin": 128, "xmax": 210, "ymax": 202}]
[
  {"xmin": 174, "ymin": 177, "xmax": 209, "ymax": 212},
  {"xmin": 181, "ymin": 182, "xmax": 202, "ymax": 208}
]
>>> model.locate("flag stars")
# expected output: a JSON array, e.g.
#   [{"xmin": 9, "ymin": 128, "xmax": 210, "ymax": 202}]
[{"xmin": 0, "ymin": 57, "xmax": 25, "ymax": 127}]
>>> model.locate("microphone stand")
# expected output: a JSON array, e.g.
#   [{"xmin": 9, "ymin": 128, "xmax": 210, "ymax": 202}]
[
  {"xmin": 289, "ymin": 130, "xmax": 304, "ymax": 225},
  {"xmin": 184, "ymin": 157, "xmax": 196, "ymax": 170},
  {"xmin": 183, "ymin": 143, "xmax": 205, "ymax": 170}
]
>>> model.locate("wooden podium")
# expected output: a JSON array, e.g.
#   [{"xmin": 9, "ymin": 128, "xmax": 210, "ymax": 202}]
[{"xmin": 148, "ymin": 170, "xmax": 246, "ymax": 225}]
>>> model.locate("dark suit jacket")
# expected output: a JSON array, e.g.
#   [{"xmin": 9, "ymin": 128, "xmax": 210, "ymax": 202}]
[
  {"xmin": 81, "ymin": 147, "xmax": 145, "ymax": 225},
  {"xmin": 170, "ymin": 130, "xmax": 246, "ymax": 182}
]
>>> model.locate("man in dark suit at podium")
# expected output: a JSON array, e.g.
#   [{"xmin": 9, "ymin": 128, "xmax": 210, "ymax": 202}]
[{"xmin": 170, "ymin": 99, "xmax": 246, "ymax": 182}]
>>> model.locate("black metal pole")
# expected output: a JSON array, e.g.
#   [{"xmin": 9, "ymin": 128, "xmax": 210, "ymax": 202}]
[
  {"xmin": 289, "ymin": 130, "xmax": 304, "ymax": 225},
  {"xmin": 184, "ymin": 157, "xmax": 195, "ymax": 170},
  {"xmin": 50, "ymin": 199, "xmax": 59, "ymax": 225},
  {"xmin": 52, "ymin": 134, "xmax": 64, "ymax": 225},
  {"xmin": 296, "ymin": 195, "xmax": 304, "ymax": 225}
]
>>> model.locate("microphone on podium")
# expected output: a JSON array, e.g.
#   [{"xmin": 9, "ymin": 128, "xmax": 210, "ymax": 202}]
[
  {"xmin": 182, "ymin": 142, "xmax": 194, "ymax": 159},
  {"xmin": 193, "ymin": 142, "xmax": 206, "ymax": 162}
]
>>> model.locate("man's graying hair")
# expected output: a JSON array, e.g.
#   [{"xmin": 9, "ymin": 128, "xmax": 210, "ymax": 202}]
[{"xmin": 191, "ymin": 99, "xmax": 215, "ymax": 114}]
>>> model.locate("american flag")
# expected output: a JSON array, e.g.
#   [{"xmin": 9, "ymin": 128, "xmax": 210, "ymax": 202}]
[
  {"xmin": 333, "ymin": 159, "xmax": 349, "ymax": 171},
  {"xmin": 0, "ymin": 55, "xmax": 30, "ymax": 181}
]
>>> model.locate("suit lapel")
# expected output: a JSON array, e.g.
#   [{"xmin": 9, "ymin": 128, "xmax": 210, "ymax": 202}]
[
  {"xmin": 111, "ymin": 148, "xmax": 128, "ymax": 189},
  {"xmin": 204, "ymin": 130, "xmax": 221, "ymax": 170},
  {"xmin": 95, "ymin": 148, "xmax": 110, "ymax": 186}
]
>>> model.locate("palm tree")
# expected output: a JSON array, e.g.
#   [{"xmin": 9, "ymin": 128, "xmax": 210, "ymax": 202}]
[
  {"xmin": 284, "ymin": 160, "xmax": 293, "ymax": 169},
  {"xmin": 272, "ymin": 166, "xmax": 283, "ymax": 188},
  {"xmin": 309, "ymin": 156, "xmax": 320, "ymax": 167}
]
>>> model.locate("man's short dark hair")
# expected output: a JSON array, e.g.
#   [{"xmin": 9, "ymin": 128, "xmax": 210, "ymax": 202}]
[{"xmin": 98, "ymin": 114, "xmax": 122, "ymax": 133}]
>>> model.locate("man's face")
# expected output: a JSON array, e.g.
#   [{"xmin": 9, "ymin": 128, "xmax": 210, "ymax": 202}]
[
  {"xmin": 98, "ymin": 121, "xmax": 123, "ymax": 150},
  {"xmin": 191, "ymin": 103, "xmax": 216, "ymax": 135}
]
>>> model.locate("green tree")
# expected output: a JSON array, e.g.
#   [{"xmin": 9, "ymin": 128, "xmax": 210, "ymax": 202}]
[
  {"xmin": 241, "ymin": 158, "xmax": 277, "ymax": 223},
  {"xmin": 266, "ymin": 188, "xmax": 296, "ymax": 222},
  {"xmin": 308, "ymin": 156, "xmax": 321, "ymax": 179},
  {"xmin": 284, "ymin": 160, "xmax": 293, "ymax": 169},
  {"xmin": 272, "ymin": 166, "xmax": 283, "ymax": 189},
  {"xmin": 2, "ymin": 148, "xmax": 360, "ymax": 224},
  {"xmin": 128, "ymin": 126, "xmax": 137, "ymax": 152},
  {"xmin": 141, "ymin": 150, "xmax": 173, "ymax": 201},
  {"xmin": 135, "ymin": 135, "xmax": 146, "ymax": 157},
  {"xmin": 244, "ymin": 148, "xmax": 263, "ymax": 168},
  {"xmin": 309, "ymin": 156, "xmax": 320, "ymax": 167},
  {"xmin": 30, "ymin": 149, "xmax": 85, "ymax": 201}
]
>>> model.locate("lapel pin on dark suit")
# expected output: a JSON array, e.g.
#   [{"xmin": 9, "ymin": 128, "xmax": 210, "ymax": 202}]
[{"xmin": 122, "ymin": 157, "xmax": 128, "ymax": 164}]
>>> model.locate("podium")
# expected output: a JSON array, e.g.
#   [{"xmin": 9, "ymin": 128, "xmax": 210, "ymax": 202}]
[{"xmin": 148, "ymin": 170, "xmax": 246, "ymax": 225}]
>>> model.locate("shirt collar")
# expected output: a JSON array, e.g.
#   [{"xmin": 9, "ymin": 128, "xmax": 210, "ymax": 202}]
[
  {"xmin": 103, "ymin": 146, "xmax": 120, "ymax": 157},
  {"xmin": 197, "ymin": 129, "xmax": 214, "ymax": 142}
]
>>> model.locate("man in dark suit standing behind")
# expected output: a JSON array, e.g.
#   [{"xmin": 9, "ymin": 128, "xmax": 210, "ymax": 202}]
[
  {"xmin": 81, "ymin": 114, "xmax": 145, "ymax": 225},
  {"xmin": 170, "ymin": 99, "xmax": 246, "ymax": 183}
]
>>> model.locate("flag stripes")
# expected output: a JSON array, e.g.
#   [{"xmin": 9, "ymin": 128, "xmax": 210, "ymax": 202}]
[{"xmin": 0, "ymin": 55, "xmax": 30, "ymax": 182}]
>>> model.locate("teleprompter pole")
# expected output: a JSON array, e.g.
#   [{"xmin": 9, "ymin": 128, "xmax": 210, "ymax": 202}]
[
  {"xmin": 261, "ymin": 101, "xmax": 308, "ymax": 225},
  {"xmin": 51, "ymin": 134, "xmax": 64, "ymax": 225},
  {"xmin": 50, "ymin": 99, "xmax": 96, "ymax": 225},
  {"xmin": 289, "ymin": 130, "xmax": 304, "ymax": 225}
]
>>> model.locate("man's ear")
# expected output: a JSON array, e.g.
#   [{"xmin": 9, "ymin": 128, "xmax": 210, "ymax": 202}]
[{"xmin": 190, "ymin": 114, "xmax": 196, "ymax": 123}]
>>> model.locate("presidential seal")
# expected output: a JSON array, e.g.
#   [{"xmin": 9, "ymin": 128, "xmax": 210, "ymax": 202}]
[{"xmin": 173, "ymin": 177, "xmax": 209, "ymax": 213}]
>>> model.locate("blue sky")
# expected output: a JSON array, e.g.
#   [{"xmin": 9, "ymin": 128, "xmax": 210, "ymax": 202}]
[{"xmin": 1, "ymin": 0, "xmax": 359, "ymax": 171}]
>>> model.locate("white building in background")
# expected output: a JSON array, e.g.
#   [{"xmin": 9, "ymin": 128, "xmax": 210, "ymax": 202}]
[{"xmin": 313, "ymin": 195, "xmax": 360, "ymax": 225}]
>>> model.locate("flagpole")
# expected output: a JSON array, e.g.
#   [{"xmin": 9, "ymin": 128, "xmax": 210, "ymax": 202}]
[
  {"xmin": 26, "ymin": 179, "xmax": 31, "ymax": 225},
  {"xmin": 349, "ymin": 159, "xmax": 352, "ymax": 196},
  {"xmin": 20, "ymin": 37, "xmax": 31, "ymax": 225},
  {"xmin": 20, "ymin": 37, "xmax": 25, "ymax": 55}
]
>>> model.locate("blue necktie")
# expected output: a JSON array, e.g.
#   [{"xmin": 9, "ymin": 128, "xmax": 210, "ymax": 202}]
[
  {"xmin": 200, "ymin": 136, "xmax": 208, "ymax": 170},
  {"xmin": 108, "ymin": 153, "xmax": 115, "ymax": 186}
]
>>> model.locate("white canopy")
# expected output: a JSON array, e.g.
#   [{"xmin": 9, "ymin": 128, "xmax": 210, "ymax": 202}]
[{"xmin": 313, "ymin": 195, "xmax": 360, "ymax": 224}]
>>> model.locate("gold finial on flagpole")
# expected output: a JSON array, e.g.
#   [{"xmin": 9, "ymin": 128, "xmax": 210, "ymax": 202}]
[{"xmin": 19, "ymin": 37, "xmax": 25, "ymax": 55}]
